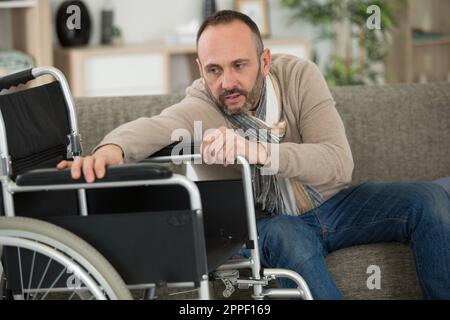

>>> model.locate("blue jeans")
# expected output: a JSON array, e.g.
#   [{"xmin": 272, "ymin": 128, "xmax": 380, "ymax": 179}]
[{"xmin": 240, "ymin": 182, "xmax": 450, "ymax": 299}]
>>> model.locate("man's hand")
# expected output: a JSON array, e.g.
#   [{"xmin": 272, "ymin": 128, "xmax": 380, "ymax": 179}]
[
  {"xmin": 200, "ymin": 127, "xmax": 267, "ymax": 166},
  {"xmin": 56, "ymin": 144, "xmax": 124, "ymax": 183}
]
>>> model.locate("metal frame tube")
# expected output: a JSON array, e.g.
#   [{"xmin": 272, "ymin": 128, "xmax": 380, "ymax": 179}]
[
  {"xmin": 31, "ymin": 67, "xmax": 79, "ymax": 140},
  {"xmin": 262, "ymin": 288, "xmax": 304, "ymax": 298},
  {"xmin": 236, "ymin": 155, "xmax": 263, "ymax": 299},
  {"xmin": 148, "ymin": 154, "xmax": 264, "ymax": 298},
  {"xmin": 8, "ymin": 174, "xmax": 198, "ymax": 208},
  {"xmin": 215, "ymin": 258, "xmax": 253, "ymax": 270},
  {"xmin": 0, "ymin": 111, "xmax": 11, "ymax": 177},
  {"xmin": 198, "ymin": 275, "xmax": 211, "ymax": 300},
  {"xmin": 77, "ymin": 189, "xmax": 88, "ymax": 216},
  {"xmin": 263, "ymin": 268, "xmax": 313, "ymax": 300}
]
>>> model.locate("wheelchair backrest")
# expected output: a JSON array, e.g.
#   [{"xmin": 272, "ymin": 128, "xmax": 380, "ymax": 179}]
[{"xmin": 0, "ymin": 81, "xmax": 71, "ymax": 177}]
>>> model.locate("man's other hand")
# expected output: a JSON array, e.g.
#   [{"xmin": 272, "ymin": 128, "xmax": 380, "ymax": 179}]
[
  {"xmin": 56, "ymin": 144, "xmax": 124, "ymax": 183},
  {"xmin": 200, "ymin": 127, "xmax": 267, "ymax": 166}
]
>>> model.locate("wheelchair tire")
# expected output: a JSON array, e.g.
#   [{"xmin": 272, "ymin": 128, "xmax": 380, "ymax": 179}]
[{"xmin": 0, "ymin": 216, "xmax": 132, "ymax": 300}]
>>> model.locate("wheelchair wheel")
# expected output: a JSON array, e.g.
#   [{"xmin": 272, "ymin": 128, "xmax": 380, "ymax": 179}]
[{"xmin": 0, "ymin": 217, "xmax": 132, "ymax": 300}]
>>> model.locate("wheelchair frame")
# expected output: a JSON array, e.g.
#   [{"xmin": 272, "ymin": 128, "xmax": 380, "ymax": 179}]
[
  {"xmin": 149, "ymin": 154, "xmax": 313, "ymax": 300},
  {"xmin": 0, "ymin": 67, "xmax": 313, "ymax": 300}
]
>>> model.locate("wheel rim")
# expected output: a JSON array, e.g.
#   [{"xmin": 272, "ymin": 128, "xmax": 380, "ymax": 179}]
[
  {"xmin": 0, "ymin": 217, "xmax": 131, "ymax": 300},
  {"xmin": 1, "ymin": 235, "xmax": 110, "ymax": 300}
]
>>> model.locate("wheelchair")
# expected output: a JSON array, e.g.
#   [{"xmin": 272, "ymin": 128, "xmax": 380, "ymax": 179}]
[{"xmin": 0, "ymin": 67, "xmax": 313, "ymax": 300}]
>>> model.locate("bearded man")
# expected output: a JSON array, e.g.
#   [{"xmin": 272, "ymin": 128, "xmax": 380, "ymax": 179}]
[{"xmin": 58, "ymin": 10, "xmax": 450, "ymax": 299}]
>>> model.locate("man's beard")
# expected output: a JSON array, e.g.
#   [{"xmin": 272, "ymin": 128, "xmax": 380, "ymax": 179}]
[{"xmin": 207, "ymin": 71, "xmax": 265, "ymax": 116}]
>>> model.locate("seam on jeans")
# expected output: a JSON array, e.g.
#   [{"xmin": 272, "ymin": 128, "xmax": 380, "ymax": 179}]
[
  {"xmin": 315, "ymin": 184, "xmax": 366, "ymax": 236},
  {"xmin": 288, "ymin": 250, "xmax": 328, "ymax": 277},
  {"xmin": 324, "ymin": 183, "xmax": 414, "ymax": 234},
  {"xmin": 407, "ymin": 204, "xmax": 430, "ymax": 298},
  {"xmin": 314, "ymin": 206, "xmax": 328, "ymax": 239}
]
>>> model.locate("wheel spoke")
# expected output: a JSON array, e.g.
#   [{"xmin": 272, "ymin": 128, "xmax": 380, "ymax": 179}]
[
  {"xmin": 26, "ymin": 250, "xmax": 36, "ymax": 300},
  {"xmin": 32, "ymin": 256, "xmax": 53, "ymax": 300},
  {"xmin": 0, "ymin": 217, "xmax": 131, "ymax": 300},
  {"xmin": 67, "ymin": 290, "xmax": 77, "ymax": 300},
  {"xmin": 40, "ymin": 264, "xmax": 67, "ymax": 300},
  {"xmin": 17, "ymin": 247, "xmax": 25, "ymax": 299}
]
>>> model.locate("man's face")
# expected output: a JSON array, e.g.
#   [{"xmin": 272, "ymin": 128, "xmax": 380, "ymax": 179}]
[{"xmin": 197, "ymin": 21, "xmax": 271, "ymax": 115}]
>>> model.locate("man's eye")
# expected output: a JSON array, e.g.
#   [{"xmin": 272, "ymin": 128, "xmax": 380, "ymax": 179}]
[
  {"xmin": 235, "ymin": 63, "xmax": 245, "ymax": 70},
  {"xmin": 208, "ymin": 68, "xmax": 221, "ymax": 75}
]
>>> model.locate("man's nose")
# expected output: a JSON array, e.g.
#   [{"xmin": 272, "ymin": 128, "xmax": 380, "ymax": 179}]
[{"xmin": 221, "ymin": 70, "xmax": 238, "ymax": 90}]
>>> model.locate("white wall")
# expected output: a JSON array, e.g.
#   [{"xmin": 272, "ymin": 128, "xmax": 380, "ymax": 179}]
[
  {"xmin": 50, "ymin": 0, "xmax": 328, "ymax": 67},
  {"xmin": 51, "ymin": 0, "xmax": 205, "ymax": 44},
  {"xmin": 1, "ymin": 1, "xmax": 328, "ymax": 67},
  {"xmin": 50, "ymin": 0, "xmax": 319, "ymax": 43}
]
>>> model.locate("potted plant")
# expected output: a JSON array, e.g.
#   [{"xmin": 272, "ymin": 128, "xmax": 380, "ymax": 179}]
[{"xmin": 280, "ymin": 0, "xmax": 402, "ymax": 85}]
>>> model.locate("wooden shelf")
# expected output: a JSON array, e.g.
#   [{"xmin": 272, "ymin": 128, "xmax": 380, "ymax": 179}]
[
  {"xmin": 8, "ymin": 0, "xmax": 52, "ymax": 67},
  {"xmin": 412, "ymin": 36, "xmax": 450, "ymax": 47},
  {"xmin": 0, "ymin": 1, "xmax": 36, "ymax": 9},
  {"xmin": 386, "ymin": 0, "xmax": 450, "ymax": 83},
  {"xmin": 55, "ymin": 38, "xmax": 311, "ymax": 60}
]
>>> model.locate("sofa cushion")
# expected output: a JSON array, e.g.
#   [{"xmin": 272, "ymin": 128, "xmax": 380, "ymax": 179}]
[
  {"xmin": 331, "ymin": 82, "xmax": 450, "ymax": 184},
  {"xmin": 75, "ymin": 95, "xmax": 183, "ymax": 153},
  {"xmin": 326, "ymin": 242, "xmax": 422, "ymax": 299}
]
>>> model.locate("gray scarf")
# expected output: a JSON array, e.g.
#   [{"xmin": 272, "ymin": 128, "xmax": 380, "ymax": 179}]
[
  {"xmin": 219, "ymin": 81, "xmax": 296, "ymax": 215},
  {"xmin": 212, "ymin": 78, "xmax": 323, "ymax": 215}
]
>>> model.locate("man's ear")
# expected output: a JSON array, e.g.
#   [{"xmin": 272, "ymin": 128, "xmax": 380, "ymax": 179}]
[
  {"xmin": 196, "ymin": 58, "xmax": 204, "ymax": 78},
  {"xmin": 261, "ymin": 48, "xmax": 271, "ymax": 76}
]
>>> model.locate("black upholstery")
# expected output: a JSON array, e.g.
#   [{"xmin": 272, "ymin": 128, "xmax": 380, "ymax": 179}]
[
  {"xmin": 0, "ymin": 81, "xmax": 71, "ymax": 177},
  {"xmin": 44, "ymin": 210, "xmax": 206, "ymax": 285},
  {"xmin": 15, "ymin": 163, "xmax": 172, "ymax": 186}
]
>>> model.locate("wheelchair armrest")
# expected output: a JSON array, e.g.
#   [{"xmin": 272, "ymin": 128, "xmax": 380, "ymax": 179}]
[{"xmin": 15, "ymin": 163, "xmax": 172, "ymax": 186}]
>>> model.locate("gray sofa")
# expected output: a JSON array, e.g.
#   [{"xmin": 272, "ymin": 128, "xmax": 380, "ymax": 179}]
[{"xmin": 74, "ymin": 82, "xmax": 450, "ymax": 299}]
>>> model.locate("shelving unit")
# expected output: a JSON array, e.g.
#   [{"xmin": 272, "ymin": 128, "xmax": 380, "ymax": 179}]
[
  {"xmin": 0, "ymin": 0, "xmax": 53, "ymax": 68},
  {"xmin": 386, "ymin": 0, "xmax": 450, "ymax": 83},
  {"xmin": 54, "ymin": 39, "xmax": 310, "ymax": 96},
  {"xmin": 0, "ymin": 1, "xmax": 36, "ymax": 9}
]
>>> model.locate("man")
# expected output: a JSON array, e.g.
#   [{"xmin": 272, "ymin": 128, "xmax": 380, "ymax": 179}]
[{"xmin": 57, "ymin": 10, "xmax": 450, "ymax": 299}]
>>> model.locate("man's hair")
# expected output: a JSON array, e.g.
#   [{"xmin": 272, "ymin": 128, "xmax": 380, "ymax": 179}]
[{"xmin": 196, "ymin": 10, "xmax": 264, "ymax": 56}]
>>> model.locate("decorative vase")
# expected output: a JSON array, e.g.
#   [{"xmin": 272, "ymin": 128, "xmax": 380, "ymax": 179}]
[
  {"xmin": 56, "ymin": 0, "xmax": 92, "ymax": 47},
  {"xmin": 101, "ymin": 0, "xmax": 114, "ymax": 45},
  {"xmin": 203, "ymin": 0, "xmax": 216, "ymax": 20}
]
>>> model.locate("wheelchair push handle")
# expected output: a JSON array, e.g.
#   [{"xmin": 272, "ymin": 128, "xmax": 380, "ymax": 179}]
[{"xmin": 0, "ymin": 68, "xmax": 36, "ymax": 91}]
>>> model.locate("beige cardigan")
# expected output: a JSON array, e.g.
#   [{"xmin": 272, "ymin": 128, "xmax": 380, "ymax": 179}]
[{"xmin": 97, "ymin": 54, "xmax": 354, "ymax": 202}]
